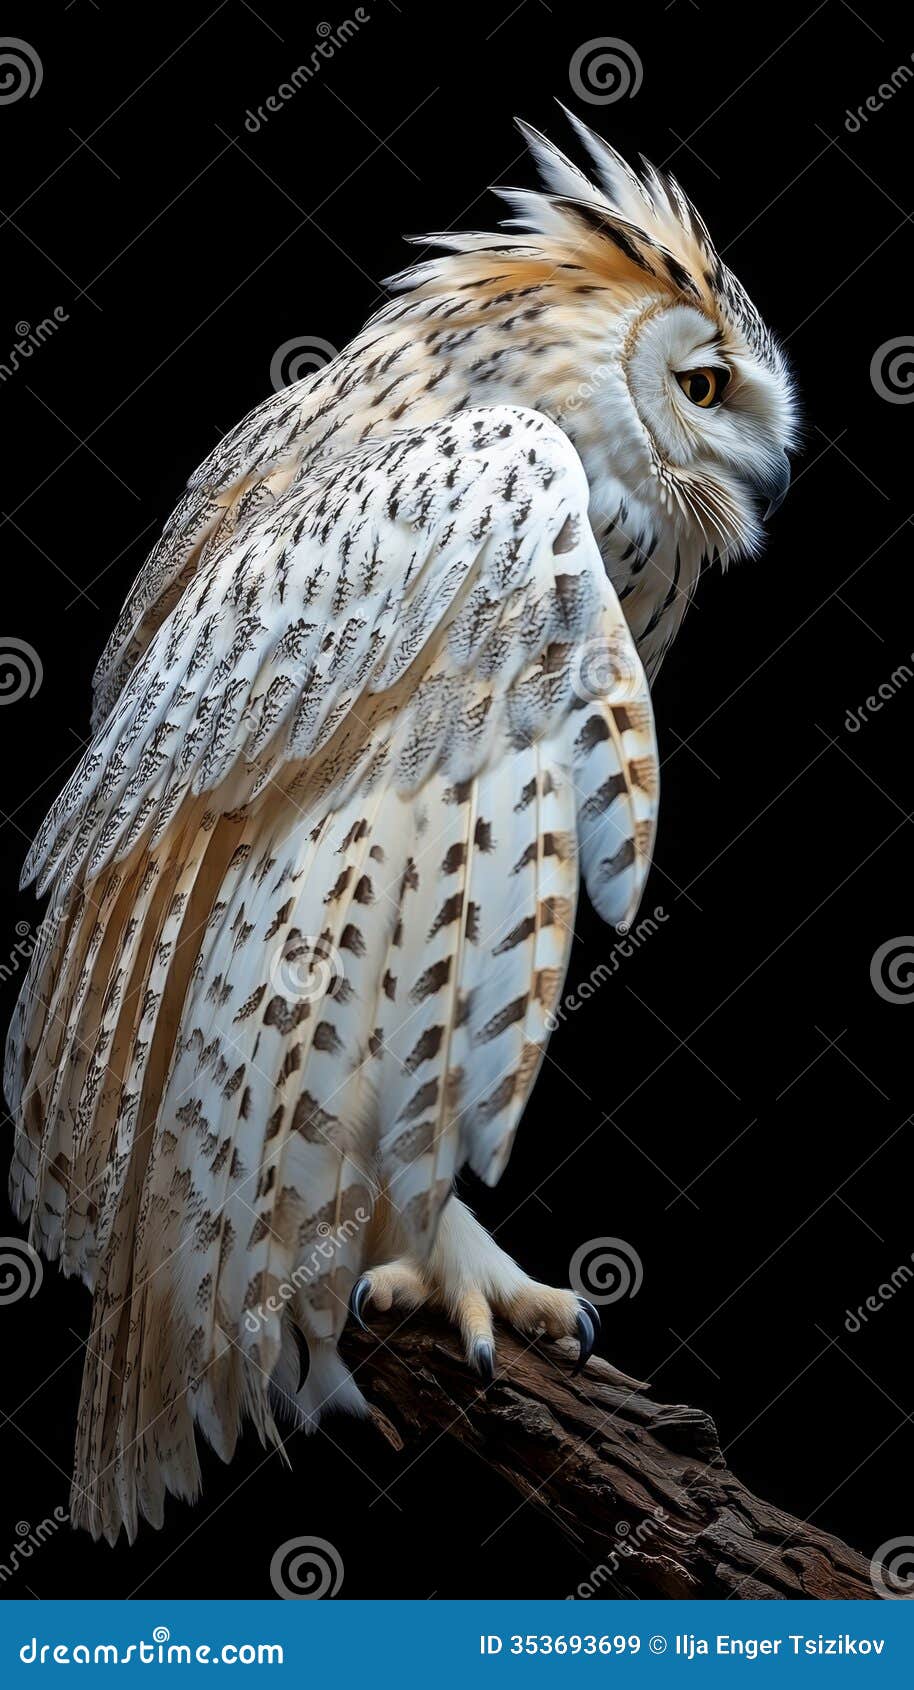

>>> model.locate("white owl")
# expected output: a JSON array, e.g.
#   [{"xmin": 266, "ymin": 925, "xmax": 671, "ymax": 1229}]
[{"xmin": 5, "ymin": 114, "xmax": 796, "ymax": 1541}]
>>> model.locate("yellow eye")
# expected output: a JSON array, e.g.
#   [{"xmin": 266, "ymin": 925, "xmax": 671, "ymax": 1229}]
[{"xmin": 676, "ymin": 366, "xmax": 729, "ymax": 408}]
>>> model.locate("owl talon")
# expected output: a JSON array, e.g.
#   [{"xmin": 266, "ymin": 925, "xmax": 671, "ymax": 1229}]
[
  {"xmin": 573, "ymin": 1301, "xmax": 597, "ymax": 1374},
  {"xmin": 292, "ymin": 1324, "xmax": 310, "ymax": 1392},
  {"xmin": 472, "ymin": 1339, "xmax": 495, "ymax": 1384},
  {"xmin": 350, "ymin": 1276, "xmax": 372, "ymax": 1331}
]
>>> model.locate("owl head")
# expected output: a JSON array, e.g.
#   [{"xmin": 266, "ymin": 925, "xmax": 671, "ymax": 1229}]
[{"xmin": 501, "ymin": 112, "xmax": 798, "ymax": 567}]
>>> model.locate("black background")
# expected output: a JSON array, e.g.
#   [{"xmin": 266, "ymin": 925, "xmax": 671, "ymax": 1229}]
[{"xmin": 1, "ymin": 0, "xmax": 913, "ymax": 1600}]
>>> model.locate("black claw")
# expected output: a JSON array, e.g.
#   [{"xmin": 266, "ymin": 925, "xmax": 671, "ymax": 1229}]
[
  {"xmin": 292, "ymin": 1325, "xmax": 310, "ymax": 1392},
  {"xmin": 573, "ymin": 1305, "xmax": 596, "ymax": 1375},
  {"xmin": 349, "ymin": 1275, "xmax": 371, "ymax": 1331},
  {"xmin": 577, "ymin": 1297, "xmax": 602, "ymax": 1337},
  {"xmin": 473, "ymin": 1340, "xmax": 495, "ymax": 1384}
]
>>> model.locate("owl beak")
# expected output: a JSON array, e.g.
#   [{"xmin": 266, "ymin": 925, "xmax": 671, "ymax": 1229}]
[{"xmin": 762, "ymin": 450, "xmax": 791, "ymax": 519}]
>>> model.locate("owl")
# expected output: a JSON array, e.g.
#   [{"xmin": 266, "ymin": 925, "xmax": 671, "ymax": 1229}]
[{"xmin": 5, "ymin": 113, "xmax": 796, "ymax": 1541}]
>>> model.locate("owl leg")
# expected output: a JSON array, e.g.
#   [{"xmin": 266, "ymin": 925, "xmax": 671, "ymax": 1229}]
[{"xmin": 350, "ymin": 1195, "xmax": 602, "ymax": 1380}]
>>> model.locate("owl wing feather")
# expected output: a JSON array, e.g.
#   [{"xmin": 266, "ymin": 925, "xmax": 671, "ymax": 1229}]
[{"xmin": 7, "ymin": 403, "xmax": 658, "ymax": 1539}]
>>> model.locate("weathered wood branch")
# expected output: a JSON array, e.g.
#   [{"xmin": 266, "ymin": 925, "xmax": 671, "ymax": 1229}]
[{"xmin": 342, "ymin": 1314, "xmax": 874, "ymax": 1599}]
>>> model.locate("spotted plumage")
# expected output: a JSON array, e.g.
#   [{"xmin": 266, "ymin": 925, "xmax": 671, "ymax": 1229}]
[{"xmin": 6, "ymin": 115, "xmax": 795, "ymax": 1541}]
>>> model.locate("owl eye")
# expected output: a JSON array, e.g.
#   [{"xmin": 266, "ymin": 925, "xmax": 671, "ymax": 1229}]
[{"xmin": 676, "ymin": 366, "xmax": 730, "ymax": 408}]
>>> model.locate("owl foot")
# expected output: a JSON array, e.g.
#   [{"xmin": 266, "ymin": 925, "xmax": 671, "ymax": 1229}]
[{"xmin": 349, "ymin": 1197, "xmax": 603, "ymax": 1380}]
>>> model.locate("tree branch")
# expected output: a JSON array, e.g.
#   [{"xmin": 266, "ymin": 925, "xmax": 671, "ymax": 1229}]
[{"xmin": 342, "ymin": 1314, "xmax": 874, "ymax": 1599}]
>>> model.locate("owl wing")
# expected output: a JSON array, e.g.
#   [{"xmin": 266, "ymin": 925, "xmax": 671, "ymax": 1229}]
[{"xmin": 8, "ymin": 404, "xmax": 658, "ymax": 1539}]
